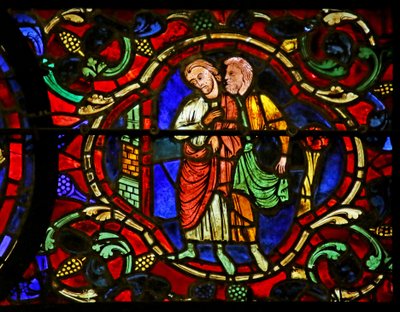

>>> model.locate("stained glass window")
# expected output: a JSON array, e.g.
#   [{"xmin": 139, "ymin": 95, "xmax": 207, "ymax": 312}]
[{"xmin": 0, "ymin": 2, "xmax": 395, "ymax": 308}]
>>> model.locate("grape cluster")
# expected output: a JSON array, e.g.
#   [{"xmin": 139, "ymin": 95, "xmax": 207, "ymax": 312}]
[
  {"xmin": 58, "ymin": 174, "xmax": 73, "ymax": 196},
  {"xmin": 190, "ymin": 282, "xmax": 216, "ymax": 301},
  {"xmin": 191, "ymin": 11, "xmax": 215, "ymax": 32},
  {"xmin": 134, "ymin": 253, "xmax": 156, "ymax": 272},
  {"xmin": 226, "ymin": 284, "xmax": 249, "ymax": 302}
]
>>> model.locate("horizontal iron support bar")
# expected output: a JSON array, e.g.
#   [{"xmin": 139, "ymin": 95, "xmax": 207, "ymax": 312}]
[{"xmin": 0, "ymin": 127, "xmax": 395, "ymax": 137}]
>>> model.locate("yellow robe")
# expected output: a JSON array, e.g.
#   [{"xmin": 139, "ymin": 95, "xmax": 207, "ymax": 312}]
[{"xmin": 231, "ymin": 93, "xmax": 289, "ymax": 242}]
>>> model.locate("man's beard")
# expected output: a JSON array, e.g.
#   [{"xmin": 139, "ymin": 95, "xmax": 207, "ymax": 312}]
[
  {"xmin": 201, "ymin": 85, "xmax": 212, "ymax": 94},
  {"xmin": 225, "ymin": 83, "xmax": 239, "ymax": 94}
]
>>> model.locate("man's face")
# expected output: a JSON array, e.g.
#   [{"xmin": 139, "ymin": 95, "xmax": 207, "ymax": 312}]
[
  {"xmin": 186, "ymin": 66, "xmax": 216, "ymax": 96},
  {"xmin": 225, "ymin": 64, "xmax": 244, "ymax": 95}
]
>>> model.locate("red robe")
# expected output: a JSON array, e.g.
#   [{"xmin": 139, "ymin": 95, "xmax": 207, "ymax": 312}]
[{"xmin": 178, "ymin": 94, "xmax": 242, "ymax": 230}]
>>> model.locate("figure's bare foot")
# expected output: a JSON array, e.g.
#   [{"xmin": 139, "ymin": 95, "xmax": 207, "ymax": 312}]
[
  {"xmin": 167, "ymin": 243, "xmax": 196, "ymax": 260},
  {"xmin": 216, "ymin": 245, "xmax": 235, "ymax": 275},
  {"xmin": 250, "ymin": 244, "xmax": 269, "ymax": 272}
]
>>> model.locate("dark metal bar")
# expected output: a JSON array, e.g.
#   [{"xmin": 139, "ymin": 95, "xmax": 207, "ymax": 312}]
[{"xmin": 0, "ymin": 127, "xmax": 396, "ymax": 137}]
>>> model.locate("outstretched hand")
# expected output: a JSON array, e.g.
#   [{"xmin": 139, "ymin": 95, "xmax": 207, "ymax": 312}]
[
  {"xmin": 275, "ymin": 156, "xmax": 287, "ymax": 175},
  {"xmin": 202, "ymin": 108, "xmax": 224, "ymax": 126},
  {"xmin": 208, "ymin": 136, "xmax": 220, "ymax": 153}
]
